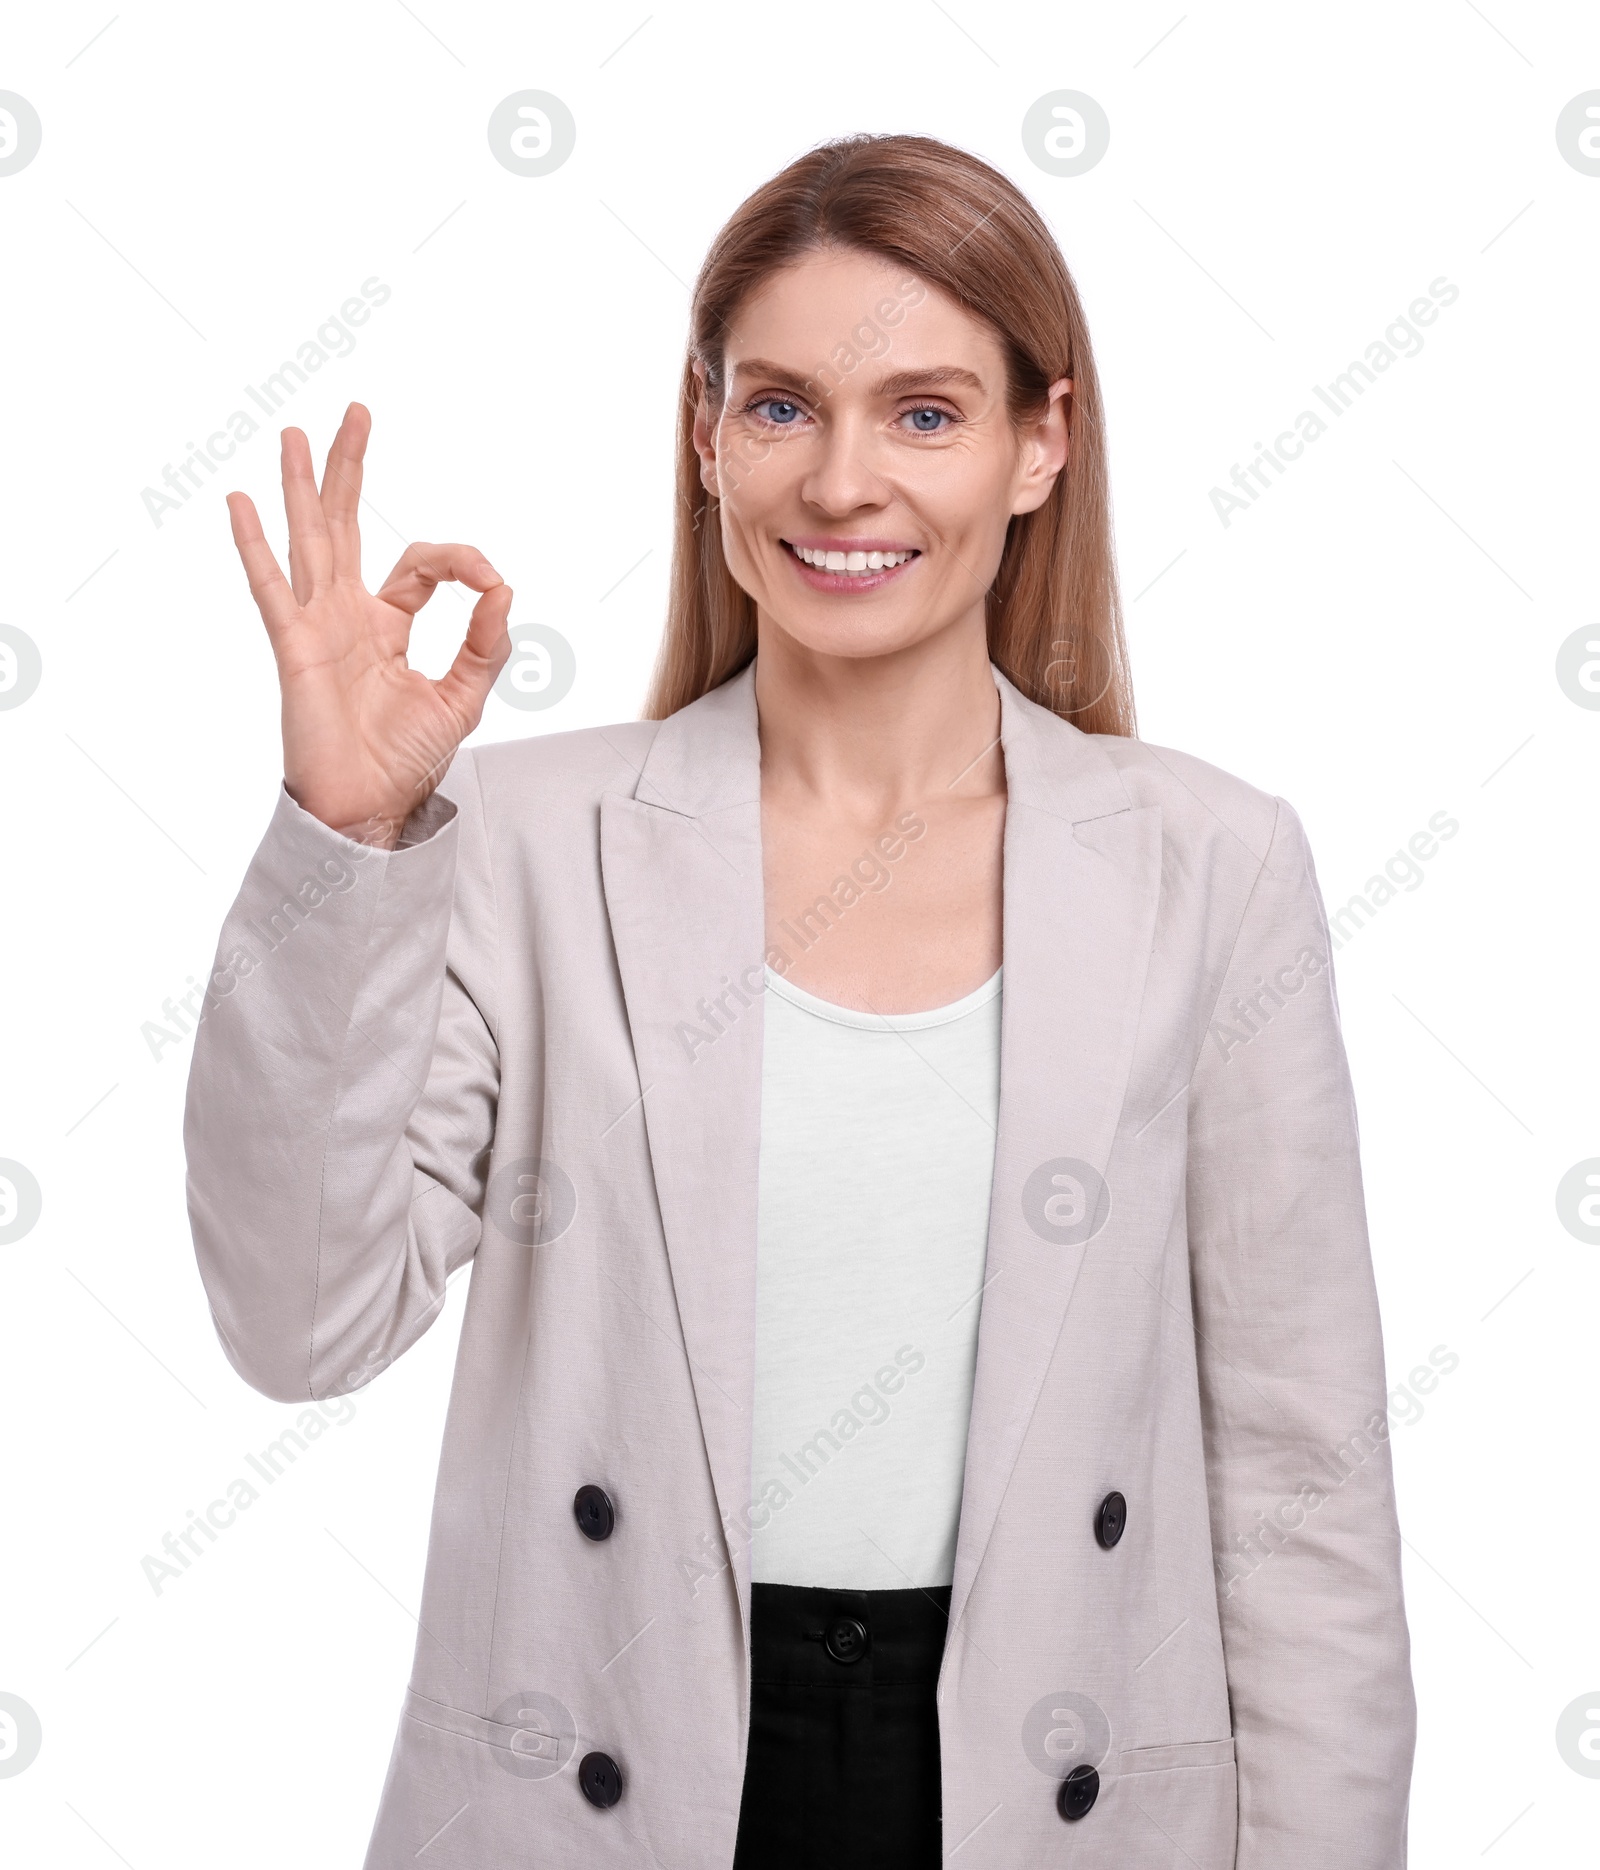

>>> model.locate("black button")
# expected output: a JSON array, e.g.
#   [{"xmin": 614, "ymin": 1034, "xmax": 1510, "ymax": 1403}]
[
  {"xmin": 578, "ymin": 1750, "xmax": 623, "ymax": 1808},
  {"xmin": 1094, "ymin": 1490, "xmax": 1126, "ymax": 1549},
  {"xmin": 1057, "ymin": 1763, "xmax": 1099, "ymax": 1821},
  {"xmin": 823, "ymin": 1616, "xmax": 869, "ymax": 1664},
  {"xmin": 573, "ymin": 1485, "xmax": 615, "ymax": 1541}
]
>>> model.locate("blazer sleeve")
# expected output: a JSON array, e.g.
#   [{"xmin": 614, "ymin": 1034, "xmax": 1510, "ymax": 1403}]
[
  {"xmin": 182, "ymin": 751, "xmax": 498, "ymax": 1404},
  {"xmin": 1185, "ymin": 795, "xmax": 1417, "ymax": 1869}
]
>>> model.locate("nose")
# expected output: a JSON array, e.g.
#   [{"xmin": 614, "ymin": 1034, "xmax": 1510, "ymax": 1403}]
[{"xmin": 798, "ymin": 409, "xmax": 886, "ymax": 517}]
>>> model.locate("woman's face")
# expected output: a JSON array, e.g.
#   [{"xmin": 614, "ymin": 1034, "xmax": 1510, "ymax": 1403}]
[{"xmin": 692, "ymin": 246, "xmax": 1069, "ymax": 665}]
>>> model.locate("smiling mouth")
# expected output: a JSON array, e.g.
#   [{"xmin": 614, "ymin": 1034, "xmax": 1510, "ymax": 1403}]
[{"xmin": 781, "ymin": 540, "xmax": 922, "ymax": 579}]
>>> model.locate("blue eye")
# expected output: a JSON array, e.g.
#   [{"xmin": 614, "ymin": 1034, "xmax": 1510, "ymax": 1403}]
[
  {"xmin": 906, "ymin": 407, "xmax": 949, "ymax": 432},
  {"xmin": 753, "ymin": 399, "xmax": 802, "ymax": 425}
]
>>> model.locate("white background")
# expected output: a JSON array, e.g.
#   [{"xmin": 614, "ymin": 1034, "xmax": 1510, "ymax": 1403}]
[{"xmin": 2, "ymin": 1, "xmax": 1597, "ymax": 1863}]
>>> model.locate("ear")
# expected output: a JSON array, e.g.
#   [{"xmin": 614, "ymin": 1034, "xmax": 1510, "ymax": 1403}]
[
  {"xmin": 690, "ymin": 359, "xmax": 720, "ymax": 498},
  {"xmin": 1010, "ymin": 377, "xmax": 1072, "ymax": 517}
]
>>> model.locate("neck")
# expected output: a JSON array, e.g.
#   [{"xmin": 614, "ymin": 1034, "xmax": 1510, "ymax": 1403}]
[{"xmin": 752, "ymin": 611, "xmax": 1005, "ymax": 817}]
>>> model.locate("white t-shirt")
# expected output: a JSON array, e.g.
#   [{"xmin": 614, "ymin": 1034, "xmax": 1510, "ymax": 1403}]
[{"xmin": 747, "ymin": 964, "xmax": 1002, "ymax": 1590}]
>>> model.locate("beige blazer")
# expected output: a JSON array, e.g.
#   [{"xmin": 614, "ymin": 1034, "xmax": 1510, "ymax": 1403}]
[{"xmin": 184, "ymin": 662, "xmax": 1416, "ymax": 1867}]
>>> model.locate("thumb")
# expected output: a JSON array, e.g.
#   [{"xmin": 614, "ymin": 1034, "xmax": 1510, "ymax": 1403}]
[{"xmin": 433, "ymin": 582, "xmax": 514, "ymax": 727}]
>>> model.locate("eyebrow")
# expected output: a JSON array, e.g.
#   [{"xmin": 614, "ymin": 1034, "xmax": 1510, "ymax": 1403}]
[{"xmin": 729, "ymin": 358, "xmax": 986, "ymax": 397}]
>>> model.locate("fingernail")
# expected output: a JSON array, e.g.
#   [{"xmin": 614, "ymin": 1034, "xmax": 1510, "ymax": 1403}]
[{"xmin": 476, "ymin": 561, "xmax": 501, "ymax": 583}]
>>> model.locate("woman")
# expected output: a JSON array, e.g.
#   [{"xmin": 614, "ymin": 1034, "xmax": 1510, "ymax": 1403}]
[{"xmin": 186, "ymin": 134, "xmax": 1416, "ymax": 1867}]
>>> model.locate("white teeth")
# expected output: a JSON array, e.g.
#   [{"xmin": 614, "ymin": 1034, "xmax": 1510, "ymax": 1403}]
[{"xmin": 792, "ymin": 544, "xmax": 916, "ymax": 575}]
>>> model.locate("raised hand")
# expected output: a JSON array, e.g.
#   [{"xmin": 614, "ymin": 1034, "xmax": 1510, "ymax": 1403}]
[{"xmin": 225, "ymin": 402, "xmax": 513, "ymax": 847}]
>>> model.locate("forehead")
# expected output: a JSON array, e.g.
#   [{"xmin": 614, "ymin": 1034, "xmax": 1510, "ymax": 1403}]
[{"xmin": 725, "ymin": 246, "xmax": 1006, "ymax": 384}]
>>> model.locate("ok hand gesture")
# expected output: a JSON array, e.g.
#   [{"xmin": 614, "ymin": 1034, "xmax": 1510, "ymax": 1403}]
[{"xmin": 225, "ymin": 402, "xmax": 513, "ymax": 847}]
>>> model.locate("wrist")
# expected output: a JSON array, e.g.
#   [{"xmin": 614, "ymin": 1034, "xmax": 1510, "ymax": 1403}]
[
  {"xmin": 283, "ymin": 780, "xmax": 405, "ymax": 850},
  {"xmin": 340, "ymin": 812, "xmax": 405, "ymax": 850}
]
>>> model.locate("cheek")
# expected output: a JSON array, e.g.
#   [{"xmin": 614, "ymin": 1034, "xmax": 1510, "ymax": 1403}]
[
  {"xmin": 713, "ymin": 479, "xmax": 786, "ymax": 592},
  {"xmin": 717, "ymin": 440, "xmax": 802, "ymax": 541},
  {"xmin": 899, "ymin": 445, "xmax": 1019, "ymax": 552}
]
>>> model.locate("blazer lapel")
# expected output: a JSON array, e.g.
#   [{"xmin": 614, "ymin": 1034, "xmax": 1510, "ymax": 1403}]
[
  {"xmin": 598, "ymin": 660, "xmax": 1162, "ymax": 1674},
  {"xmin": 598, "ymin": 665, "xmax": 767, "ymax": 1660},
  {"xmin": 945, "ymin": 672, "xmax": 1163, "ymax": 1649}
]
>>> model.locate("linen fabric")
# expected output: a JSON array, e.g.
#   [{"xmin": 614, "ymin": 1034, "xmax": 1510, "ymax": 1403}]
[{"xmin": 183, "ymin": 661, "xmax": 1417, "ymax": 1867}]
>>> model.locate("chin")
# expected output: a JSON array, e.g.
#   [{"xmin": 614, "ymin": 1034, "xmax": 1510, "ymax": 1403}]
[{"xmin": 767, "ymin": 608, "xmax": 942, "ymax": 663}]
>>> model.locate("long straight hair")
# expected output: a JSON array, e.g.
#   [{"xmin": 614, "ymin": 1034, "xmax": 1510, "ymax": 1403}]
[{"xmin": 642, "ymin": 133, "xmax": 1135, "ymax": 738}]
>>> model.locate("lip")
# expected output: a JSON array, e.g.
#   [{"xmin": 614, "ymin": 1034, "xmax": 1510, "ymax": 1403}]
[
  {"xmin": 784, "ymin": 535, "xmax": 921, "ymax": 554},
  {"xmin": 779, "ymin": 536, "xmax": 922, "ymax": 594}
]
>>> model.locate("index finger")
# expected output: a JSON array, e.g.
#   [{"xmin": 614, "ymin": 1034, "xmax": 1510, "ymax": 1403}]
[
  {"xmin": 375, "ymin": 542, "xmax": 505, "ymax": 616},
  {"xmin": 225, "ymin": 491, "xmax": 298, "ymax": 638}
]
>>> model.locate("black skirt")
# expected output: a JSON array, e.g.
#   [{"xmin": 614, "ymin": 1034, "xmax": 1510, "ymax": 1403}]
[{"xmin": 732, "ymin": 1581, "xmax": 950, "ymax": 1869}]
